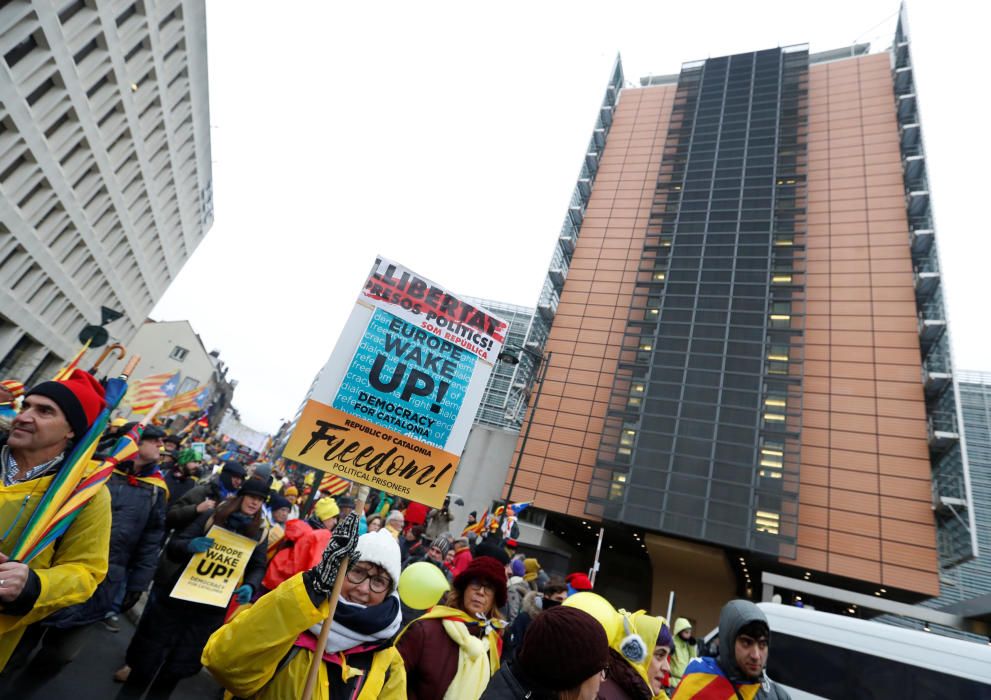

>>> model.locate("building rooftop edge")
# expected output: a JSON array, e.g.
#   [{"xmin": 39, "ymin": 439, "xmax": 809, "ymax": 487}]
[{"xmin": 638, "ymin": 43, "xmax": 872, "ymax": 86}]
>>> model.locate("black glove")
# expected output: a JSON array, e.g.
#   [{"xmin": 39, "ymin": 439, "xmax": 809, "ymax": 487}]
[
  {"xmin": 306, "ymin": 512, "xmax": 361, "ymax": 598},
  {"xmin": 121, "ymin": 590, "xmax": 143, "ymax": 613}
]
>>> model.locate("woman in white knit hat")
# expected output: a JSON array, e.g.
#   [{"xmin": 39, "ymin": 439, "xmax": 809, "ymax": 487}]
[{"xmin": 203, "ymin": 516, "xmax": 407, "ymax": 699}]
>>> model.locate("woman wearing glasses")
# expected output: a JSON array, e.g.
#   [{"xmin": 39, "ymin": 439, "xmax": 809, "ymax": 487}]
[
  {"xmin": 396, "ymin": 555, "xmax": 508, "ymax": 699},
  {"xmin": 203, "ymin": 526, "xmax": 407, "ymax": 699}
]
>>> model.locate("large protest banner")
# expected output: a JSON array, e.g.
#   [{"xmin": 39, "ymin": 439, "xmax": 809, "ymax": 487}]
[
  {"xmin": 170, "ymin": 526, "xmax": 258, "ymax": 607},
  {"xmin": 283, "ymin": 256, "xmax": 508, "ymax": 508}
]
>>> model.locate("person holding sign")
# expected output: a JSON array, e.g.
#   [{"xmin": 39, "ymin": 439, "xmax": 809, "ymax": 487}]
[
  {"xmin": 203, "ymin": 524, "xmax": 408, "ymax": 699},
  {"xmin": 396, "ymin": 555, "xmax": 508, "ymax": 699},
  {"xmin": 116, "ymin": 478, "xmax": 269, "ymax": 699}
]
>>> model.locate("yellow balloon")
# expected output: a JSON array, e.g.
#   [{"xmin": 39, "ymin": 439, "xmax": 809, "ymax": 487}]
[
  {"xmin": 399, "ymin": 562, "xmax": 451, "ymax": 610},
  {"xmin": 563, "ymin": 591, "xmax": 623, "ymax": 646}
]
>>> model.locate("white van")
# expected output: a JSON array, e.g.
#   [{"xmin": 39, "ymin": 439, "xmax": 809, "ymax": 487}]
[{"xmin": 739, "ymin": 603, "xmax": 991, "ymax": 699}]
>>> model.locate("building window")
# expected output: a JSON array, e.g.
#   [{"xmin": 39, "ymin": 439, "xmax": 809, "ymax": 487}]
[{"xmin": 170, "ymin": 345, "xmax": 189, "ymax": 362}]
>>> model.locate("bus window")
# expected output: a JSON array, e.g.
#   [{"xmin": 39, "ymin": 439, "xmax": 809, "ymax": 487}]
[{"xmin": 768, "ymin": 632, "xmax": 991, "ymax": 700}]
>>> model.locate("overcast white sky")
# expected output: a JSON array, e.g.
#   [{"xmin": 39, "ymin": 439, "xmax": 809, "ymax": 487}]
[{"xmin": 152, "ymin": 1, "xmax": 991, "ymax": 434}]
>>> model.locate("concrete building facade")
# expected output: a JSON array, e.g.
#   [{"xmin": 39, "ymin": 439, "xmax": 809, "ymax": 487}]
[
  {"xmin": 504, "ymin": 8, "xmax": 974, "ymax": 624},
  {"xmin": 0, "ymin": 0, "xmax": 212, "ymax": 385}
]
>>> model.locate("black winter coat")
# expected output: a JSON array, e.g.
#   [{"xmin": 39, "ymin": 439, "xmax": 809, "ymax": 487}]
[
  {"xmin": 480, "ymin": 657, "xmax": 556, "ymax": 700},
  {"xmin": 163, "ymin": 469, "xmax": 198, "ymax": 504},
  {"xmin": 165, "ymin": 474, "xmax": 232, "ymax": 530},
  {"xmin": 45, "ymin": 463, "xmax": 167, "ymax": 628}
]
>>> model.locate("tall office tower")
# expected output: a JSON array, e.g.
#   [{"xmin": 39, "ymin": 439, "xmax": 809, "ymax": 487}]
[
  {"xmin": 509, "ymin": 7, "xmax": 974, "ymax": 620},
  {"xmin": 462, "ymin": 296, "xmax": 537, "ymax": 431},
  {"xmin": 0, "ymin": 0, "xmax": 212, "ymax": 384}
]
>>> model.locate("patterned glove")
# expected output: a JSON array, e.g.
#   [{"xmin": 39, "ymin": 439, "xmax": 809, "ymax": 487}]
[
  {"xmin": 187, "ymin": 536, "xmax": 214, "ymax": 553},
  {"xmin": 308, "ymin": 511, "xmax": 361, "ymax": 597}
]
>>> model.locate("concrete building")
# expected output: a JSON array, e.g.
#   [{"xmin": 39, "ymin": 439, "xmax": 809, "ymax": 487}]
[
  {"xmin": 504, "ymin": 8, "xmax": 976, "ymax": 627},
  {"xmin": 0, "ymin": 0, "xmax": 212, "ymax": 386},
  {"xmin": 105, "ymin": 318, "xmax": 233, "ymax": 422}
]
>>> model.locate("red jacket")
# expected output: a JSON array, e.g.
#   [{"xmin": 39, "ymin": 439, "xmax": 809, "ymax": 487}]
[
  {"xmin": 262, "ymin": 519, "xmax": 330, "ymax": 591},
  {"xmin": 448, "ymin": 547, "xmax": 473, "ymax": 578}
]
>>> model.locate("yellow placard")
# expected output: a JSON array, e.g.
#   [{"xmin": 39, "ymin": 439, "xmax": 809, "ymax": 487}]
[
  {"xmin": 283, "ymin": 400, "xmax": 460, "ymax": 509},
  {"xmin": 170, "ymin": 526, "xmax": 258, "ymax": 607}
]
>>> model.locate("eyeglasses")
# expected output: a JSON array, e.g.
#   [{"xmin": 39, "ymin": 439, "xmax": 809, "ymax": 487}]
[
  {"xmin": 467, "ymin": 580, "xmax": 496, "ymax": 595},
  {"xmin": 346, "ymin": 566, "xmax": 393, "ymax": 594}
]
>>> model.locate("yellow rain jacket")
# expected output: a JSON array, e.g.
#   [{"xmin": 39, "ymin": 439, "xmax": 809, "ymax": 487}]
[
  {"xmin": 0, "ymin": 477, "xmax": 111, "ymax": 669},
  {"xmin": 202, "ymin": 572, "xmax": 406, "ymax": 700}
]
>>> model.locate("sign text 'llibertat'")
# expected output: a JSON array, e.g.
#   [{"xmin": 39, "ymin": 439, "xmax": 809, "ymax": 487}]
[{"xmin": 364, "ymin": 257, "xmax": 505, "ymax": 350}]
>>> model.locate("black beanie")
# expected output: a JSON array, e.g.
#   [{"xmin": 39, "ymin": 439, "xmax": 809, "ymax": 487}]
[{"xmin": 519, "ymin": 605, "xmax": 609, "ymax": 690}]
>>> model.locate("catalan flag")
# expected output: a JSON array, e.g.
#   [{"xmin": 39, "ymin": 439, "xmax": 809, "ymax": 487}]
[
  {"xmin": 319, "ymin": 472, "xmax": 350, "ymax": 496},
  {"xmin": 671, "ymin": 657, "xmax": 761, "ymax": 700},
  {"xmin": 161, "ymin": 385, "xmax": 210, "ymax": 417},
  {"xmin": 127, "ymin": 371, "xmax": 180, "ymax": 413}
]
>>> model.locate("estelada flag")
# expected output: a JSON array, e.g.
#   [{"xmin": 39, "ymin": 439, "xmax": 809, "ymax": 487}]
[
  {"xmin": 162, "ymin": 386, "xmax": 209, "ymax": 416},
  {"xmin": 127, "ymin": 372, "xmax": 180, "ymax": 413},
  {"xmin": 671, "ymin": 657, "xmax": 761, "ymax": 700}
]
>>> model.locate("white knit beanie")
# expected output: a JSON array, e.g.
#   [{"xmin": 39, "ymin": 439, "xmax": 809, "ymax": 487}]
[{"xmin": 356, "ymin": 530, "xmax": 402, "ymax": 592}]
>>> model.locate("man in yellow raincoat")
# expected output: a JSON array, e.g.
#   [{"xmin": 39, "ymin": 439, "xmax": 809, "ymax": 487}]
[
  {"xmin": 203, "ymin": 522, "xmax": 406, "ymax": 699},
  {"xmin": 0, "ymin": 370, "xmax": 111, "ymax": 670}
]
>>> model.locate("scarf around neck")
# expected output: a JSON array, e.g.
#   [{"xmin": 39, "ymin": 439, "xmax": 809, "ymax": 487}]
[{"xmin": 307, "ymin": 591, "xmax": 402, "ymax": 654}]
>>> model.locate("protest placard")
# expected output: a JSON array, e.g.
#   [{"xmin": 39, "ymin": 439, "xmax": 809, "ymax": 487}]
[
  {"xmin": 170, "ymin": 525, "xmax": 259, "ymax": 607},
  {"xmin": 283, "ymin": 256, "xmax": 508, "ymax": 507}
]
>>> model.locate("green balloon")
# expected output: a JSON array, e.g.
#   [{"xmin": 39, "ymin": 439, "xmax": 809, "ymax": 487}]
[{"xmin": 399, "ymin": 562, "xmax": 450, "ymax": 609}]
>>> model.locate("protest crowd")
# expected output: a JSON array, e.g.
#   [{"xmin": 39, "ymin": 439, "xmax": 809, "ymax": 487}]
[{"xmin": 0, "ymin": 366, "xmax": 791, "ymax": 700}]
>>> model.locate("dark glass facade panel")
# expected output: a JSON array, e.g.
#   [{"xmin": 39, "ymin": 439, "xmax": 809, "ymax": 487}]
[{"xmin": 594, "ymin": 48, "xmax": 809, "ymax": 558}]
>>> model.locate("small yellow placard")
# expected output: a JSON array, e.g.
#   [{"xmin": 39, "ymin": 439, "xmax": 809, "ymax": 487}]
[{"xmin": 170, "ymin": 525, "xmax": 258, "ymax": 607}]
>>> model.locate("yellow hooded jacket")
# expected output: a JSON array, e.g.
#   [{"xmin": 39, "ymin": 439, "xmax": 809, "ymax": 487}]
[
  {"xmin": 0, "ymin": 476, "xmax": 111, "ymax": 669},
  {"xmin": 670, "ymin": 617, "xmax": 694, "ymax": 684},
  {"xmin": 629, "ymin": 610, "xmax": 672, "ymax": 700},
  {"xmin": 201, "ymin": 572, "xmax": 406, "ymax": 700}
]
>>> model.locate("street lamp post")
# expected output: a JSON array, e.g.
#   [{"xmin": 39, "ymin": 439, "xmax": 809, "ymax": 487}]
[{"xmin": 496, "ymin": 348, "xmax": 552, "ymax": 535}]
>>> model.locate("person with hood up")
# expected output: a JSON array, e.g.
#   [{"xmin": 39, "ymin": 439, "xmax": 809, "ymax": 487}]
[
  {"xmin": 203, "ymin": 520, "xmax": 407, "ymax": 699},
  {"xmin": 563, "ymin": 593, "xmax": 661, "ymax": 700},
  {"xmin": 116, "ymin": 478, "xmax": 269, "ymax": 698},
  {"xmin": 672, "ymin": 600, "xmax": 790, "ymax": 700},
  {"xmin": 262, "ymin": 496, "xmax": 339, "ymax": 591},
  {"xmin": 669, "ymin": 618, "xmax": 696, "ymax": 688},
  {"xmin": 482, "ymin": 605, "xmax": 610, "ymax": 700},
  {"xmin": 166, "ymin": 459, "xmax": 246, "ymax": 530},
  {"xmin": 503, "ymin": 581, "xmax": 567, "ymax": 659},
  {"xmin": 397, "ymin": 555, "xmax": 508, "ymax": 700},
  {"xmin": 627, "ymin": 611, "xmax": 674, "ymax": 700},
  {"xmin": 0, "ymin": 370, "xmax": 110, "ymax": 672},
  {"xmin": 165, "ymin": 448, "xmax": 202, "ymax": 504}
]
